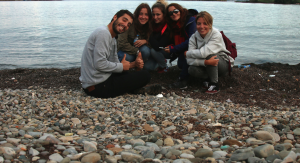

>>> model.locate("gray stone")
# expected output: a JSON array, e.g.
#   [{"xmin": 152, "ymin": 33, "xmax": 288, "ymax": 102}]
[
  {"xmin": 231, "ymin": 148, "xmax": 255, "ymax": 161},
  {"xmin": 282, "ymin": 151, "xmax": 297, "ymax": 162},
  {"xmin": 293, "ymin": 128, "xmax": 300, "ymax": 135},
  {"xmin": 0, "ymin": 147, "xmax": 16, "ymax": 156},
  {"xmin": 145, "ymin": 142, "xmax": 160, "ymax": 151},
  {"xmin": 213, "ymin": 151, "xmax": 227, "ymax": 159},
  {"xmin": 286, "ymin": 134, "xmax": 294, "ymax": 140},
  {"xmin": 83, "ymin": 141, "xmax": 97, "ymax": 152},
  {"xmin": 278, "ymin": 150, "xmax": 290, "ymax": 159},
  {"xmin": 29, "ymin": 147, "xmax": 39, "ymax": 156},
  {"xmin": 263, "ymin": 126, "xmax": 275, "ymax": 133},
  {"xmin": 254, "ymin": 144, "xmax": 274, "ymax": 158},
  {"xmin": 247, "ymin": 157, "xmax": 266, "ymax": 163},
  {"xmin": 63, "ymin": 148, "xmax": 78, "ymax": 155},
  {"xmin": 28, "ymin": 132, "xmax": 42, "ymax": 137},
  {"xmin": 81, "ymin": 153, "xmax": 101, "ymax": 163},
  {"xmin": 254, "ymin": 131, "xmax": 274, "ymax": 141},
  {"xmin": 105, "ymin": 155, "xmax": 118, "ymax": 163},
  {"xmin": 180, "ymin": 153, "xmax": 195, "ymax": 159},
  {"xmin": 194, "ymin": 148, "xmax": 213, "ymax": 158},
  {"xmin": 142, "ymin": 150, "xmax": 155, "ymax": 159},
  {"xmin": 172, "ymin": 159, "xmax": 192, "ymax": 163},
  {"xmin": 60, "ymin": 157, "xmax": 71, "ymax": 163},
  {"xmin": 266, "ymin": 154, "xmax": 281, "ymax": 163},
  {"xmin": 49, "ymin": 153, "xmax": 63, "ymax": 162},
  {"xmin": 155, "ymin": 139, "xmax": 163, "ymax": 146},
  {"xmin": 169, "ymin": 149, "xmax": 182, "ymax": 156},
  {"xmin": 121, "ymin": 152, "xmax": 144, "ymax": 162}
]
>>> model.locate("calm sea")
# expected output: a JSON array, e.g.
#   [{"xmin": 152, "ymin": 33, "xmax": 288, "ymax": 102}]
[{"xmin": 0, "ymin": 1, "xmax": 299, "ymax": 69}]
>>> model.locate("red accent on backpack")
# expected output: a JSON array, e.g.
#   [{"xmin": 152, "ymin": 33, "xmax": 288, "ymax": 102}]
[
  {"xmin": 220, "ymin": 31, "xmax": 237, "ymax": 60},
  {"xmin": 220, "ymin": 31, "xmax": 237, "ymax": 76}
]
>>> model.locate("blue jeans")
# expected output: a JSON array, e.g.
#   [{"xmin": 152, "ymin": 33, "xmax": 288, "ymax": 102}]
[
  {"xmin": 118, "ymin": 45, "xmax": 151, "ymax": 62},
  {"xmin": 117, "ymin": 45, "xmax": 156, "ymax": 70},
  {"xmin": 150, "ymin": 48, "xmax": 170, "ymax": 68}
]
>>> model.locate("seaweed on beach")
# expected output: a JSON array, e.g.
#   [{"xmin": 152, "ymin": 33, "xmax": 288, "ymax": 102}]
[{"xmin": 0, "ymin": 63, "xmax": 299, "ymax": 109}]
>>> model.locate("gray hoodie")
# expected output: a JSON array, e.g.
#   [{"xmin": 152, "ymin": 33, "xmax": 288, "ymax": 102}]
[{"xmin": 186, "ymin": 27, "xmax": 234, "ymax": 67}]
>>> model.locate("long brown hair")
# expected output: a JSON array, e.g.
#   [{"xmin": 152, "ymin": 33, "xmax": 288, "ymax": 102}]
[
  {"xmin": 166, "ymin": 3, "xmax": 188, "ymax": 36},
  {"xmin": 151, "ymin": 0, "xmax": 167, "ymax": 30},
  {"xmin": 133, "ymin": 3, "xmax": 152, "ymax": 39}
]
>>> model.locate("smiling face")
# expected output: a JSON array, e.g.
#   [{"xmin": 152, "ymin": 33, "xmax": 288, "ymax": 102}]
[
  {"xmin": 138, "ymin": 8, "xmax": 149, "ymax": 25},
  {"xmin": 196, "ymin": 17, "xmax": 210, "ymax": 38},
  {"xmin": 168, "ymin": 6, "xmax": 180, "ymax": 22},
  {"xmin": 112, "ymin": 14, "xmax": 133, "ymax": 34},
  {"xmin": 152, "ymin": 7, "xmax": 164, "ymax": 24}
]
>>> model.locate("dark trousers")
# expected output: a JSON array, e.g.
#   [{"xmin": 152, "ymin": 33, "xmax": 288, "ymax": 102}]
[
  {"xmin": 83, "ymin": 70, "xmax": 151, "ymax": 98},
  {"xmin": 177, "ymin": 53, "xmax": 189, "ymax": 80}
]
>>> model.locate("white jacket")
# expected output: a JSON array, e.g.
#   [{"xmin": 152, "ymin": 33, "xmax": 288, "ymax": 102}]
[{"xmin": 186, "ymin": 27, "xmax": 234, "ymax": 67}]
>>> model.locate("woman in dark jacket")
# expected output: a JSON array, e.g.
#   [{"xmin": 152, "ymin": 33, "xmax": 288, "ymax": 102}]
[
  {"xmin": 164, "ymin": 3, "xmax": 196, "ymax": 89},
  {"xmin": 148, "ymin": 0, "xmax": 173, "ymax": 73}
]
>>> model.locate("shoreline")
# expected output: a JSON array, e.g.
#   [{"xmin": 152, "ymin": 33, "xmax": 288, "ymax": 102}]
[{"xmin": 0, "ymin": 62, "xmax": 299, "ymax": 109}]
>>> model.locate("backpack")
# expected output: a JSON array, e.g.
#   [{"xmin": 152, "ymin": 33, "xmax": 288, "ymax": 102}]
[
  {"xmin": 220, "ymin": 31, "xmax": 237, "ymax": 60},
  {"xmin": 188, "ymin": 9, "xmax": 198, "ymax": 17},
  {"xmin": 220, "ymin": 31, "xmax": 237, "ymax": 76}
]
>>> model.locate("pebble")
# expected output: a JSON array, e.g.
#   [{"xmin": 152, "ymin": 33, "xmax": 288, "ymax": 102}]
[{"xmin": 0, "ymin": 87, "xmax": 299, "ymax": 162}]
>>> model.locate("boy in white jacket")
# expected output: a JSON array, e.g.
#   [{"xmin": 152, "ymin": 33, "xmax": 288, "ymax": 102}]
[{"xmin": 184, "ymin": 11, "xmax": 234, "ymax": 94}]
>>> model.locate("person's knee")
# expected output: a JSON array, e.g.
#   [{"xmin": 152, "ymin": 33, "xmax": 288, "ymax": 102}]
[
  {"xmin": 117, "ymin": 51, "xmax": 124, "ymax": 62},
  {"xmin": 189, "ymin": 66, "xmax": 208, "ymax": 79},
  {"xmin": 205, "ymin": 54, "xmax": 218, "ymax": 60},
  {"xmin": 188, "ymin": 66, "xmax": 197, "ymax": 77},
  {"xmin": 150, "ymin": 48, "xmax": 158, "ymax": 57},
  {"xmin": 139, "ymin": 46, "xmax": 151, "ymax": 59},
  {"xmin": 126, "ymin": 54, "xmax": 136, "ymax": 62}
]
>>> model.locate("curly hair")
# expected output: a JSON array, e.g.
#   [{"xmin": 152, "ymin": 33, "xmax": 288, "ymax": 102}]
[{"xmin": 133, "ymin": 3, "xmax": 152, "ymax": 39}]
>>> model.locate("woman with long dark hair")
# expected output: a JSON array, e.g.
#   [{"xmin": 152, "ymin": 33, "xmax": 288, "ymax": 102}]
[
  {"xmin": 117, "ymin": 3, "xmax": 155, "ymax": 70},
  {"xmin": 164, "ymin": 3, "xmax": 196, "ymax": 89},
  {"xmin": 148, "ymin": 0, "xmax": 173, "ymax": 73}
]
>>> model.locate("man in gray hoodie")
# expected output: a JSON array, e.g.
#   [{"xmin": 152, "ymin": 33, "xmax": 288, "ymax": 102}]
[{"xmin": 80, "ymin": 10, "xmax": 161, "ymax": 98}]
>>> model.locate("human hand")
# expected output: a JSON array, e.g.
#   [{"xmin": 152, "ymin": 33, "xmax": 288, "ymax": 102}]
[
  {"xmin": 184, "ymin": 51, "xmax": 187, "ymax": 58},
  {"xmin": 134, "ymin": 40, "xmax": 147, "ymax": 48},
  {"xmin": 164, "ymin": 46, "xmax": 170, "ymax": 53},
  {"xmin": 205, "ymin": 56, "xmax": 219, "ymax": 66},
  {"xmin": 135, "ymin": 52, "xmax": 144, "ymax": 70},
  {"xmin": 121, "ymin": 54, "xmax": 130, "ymax": 71}
]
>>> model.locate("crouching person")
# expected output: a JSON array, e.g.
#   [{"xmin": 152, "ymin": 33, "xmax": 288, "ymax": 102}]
[
  {"xmin": 79, "ymin": 10, "xmax": 161, "ymax": 98},
  {"xmin": 185, "ymin": 11, "xmax": 234, "ymax": 94}
]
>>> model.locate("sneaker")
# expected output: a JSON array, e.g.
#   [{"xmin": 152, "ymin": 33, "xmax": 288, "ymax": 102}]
[
  {"xmin": 157, "ymin": 67, "xmax": 169, "ymax": 73},
  {"xmin": 169, "ymin": 79, "xmax": 188, "ymax": 89},
  {"xmin": 134, "ymin": 84, "xmax": 162, "ymax": 95},
  {"xmin": 205, "ymin": 83, "xmax": 219, "ymax": 94},
  {"xmin": 202, "ymin": 81, "xmax": 209, "ymax": 89}
]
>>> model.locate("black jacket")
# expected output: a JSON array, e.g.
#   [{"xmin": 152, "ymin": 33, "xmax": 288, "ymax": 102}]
[{"xmin": 149, "ymin": 23, "xmax": 174, "ymax": 51}]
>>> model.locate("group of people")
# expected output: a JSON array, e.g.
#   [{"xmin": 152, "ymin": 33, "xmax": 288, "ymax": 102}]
[{"xmin": 79, "ymin": 0, "xmax": 234, "ymax": 98}]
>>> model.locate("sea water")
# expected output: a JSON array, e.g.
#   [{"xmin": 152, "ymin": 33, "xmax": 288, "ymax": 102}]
[{"xmin": 0, "ymin": 1, "xmax": 299, "ymax": 69}]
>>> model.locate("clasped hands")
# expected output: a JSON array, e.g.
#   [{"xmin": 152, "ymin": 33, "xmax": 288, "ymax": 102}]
[
  {"xmin": 184, "ymin": 51, "xmax": 219, "ymax": 66},
  {"xmin": 121, "ymin": 52, "xmax": 144, "ymax": 71},
  {"xmin": 134, "ymin": 40, "xmax": 147, "ymax": 48}
]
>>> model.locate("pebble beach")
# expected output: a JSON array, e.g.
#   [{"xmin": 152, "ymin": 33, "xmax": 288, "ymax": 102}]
[{"xmin": 0, "ymin": 86, "xmax": 300, "ymax": 163}]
